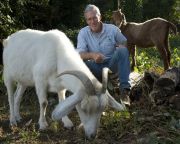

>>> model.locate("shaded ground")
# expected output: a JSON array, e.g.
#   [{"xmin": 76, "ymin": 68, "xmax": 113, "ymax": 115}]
[{"xmin": 0, "ymin": 68, "xmax": 180, "ymax": 144}]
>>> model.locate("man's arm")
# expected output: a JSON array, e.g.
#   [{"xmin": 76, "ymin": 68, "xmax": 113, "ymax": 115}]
[{"xmin": 79, "ymin": 52, "xmax": 105, "ymax": 63}]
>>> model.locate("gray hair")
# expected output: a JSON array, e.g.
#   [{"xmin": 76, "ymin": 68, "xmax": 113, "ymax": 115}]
[{"xmin": 84, "ymin": 4, "xmax": 101, "ymax": 16}]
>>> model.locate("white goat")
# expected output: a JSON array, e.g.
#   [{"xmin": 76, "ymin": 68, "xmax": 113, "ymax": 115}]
[{"xmin": 3, "ymin": 29, "xmax": 125, "ymax": 139}]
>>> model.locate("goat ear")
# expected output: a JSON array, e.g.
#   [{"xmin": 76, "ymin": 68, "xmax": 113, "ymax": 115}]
[
  {"xmin": 52, "ymin": 93, "xmax": 82, "ymax": 121},
  {"xmin": 106, "ymin": 91, "xmax": 126, "ymax": 111}
]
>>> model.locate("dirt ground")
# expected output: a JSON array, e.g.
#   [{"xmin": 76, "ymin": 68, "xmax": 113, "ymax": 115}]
[
  {"xmin": 0, "ymin": 87, "xmax": 134, "ymax": 144},
  {"xmin": 0, "ymin": 69, "xmax": 180, "ymax": 144}
]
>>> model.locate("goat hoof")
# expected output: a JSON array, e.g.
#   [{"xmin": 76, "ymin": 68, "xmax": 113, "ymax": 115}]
[
  {"xmin": 39, "ymin": 126, "xmax": 48, "ymax": 130},
  {"xmin": 62, "ymin": 118, "xmax": 74, "ymax": 129},
  {"xmin": 10, "ymin": 120, "xmax": 17, "ymax": 127},
  {"xmin": 64, "ymin": 124, "xmax": 74, "ymax": 130},
  {"xmin": 39, "ymin": 122, "xmax": 48, "ymax": 130},
  {"xmin": 64, "ymin": 126, "xmax": 74, "ymax": 130},
  {"xmin": 78, "ymin": 123, "xmax": 84, "ymax": 129},
  {"xmin": 15, "ymin": 116, "xmax": 22, "ymax": 122},
  {"xmin": 63, "ymin": 120, "xmax": 74, "ymax": 130}
]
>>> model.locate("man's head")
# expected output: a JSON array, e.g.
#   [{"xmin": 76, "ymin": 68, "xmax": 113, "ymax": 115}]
[{"xmin": 84, "ymin": 4, "xmax": 102, "ymax": 33}]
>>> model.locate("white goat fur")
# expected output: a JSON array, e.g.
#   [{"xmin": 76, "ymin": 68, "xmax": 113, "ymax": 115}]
[{"xmin": 3, "ymin": 29, "xmax": 125, "ymax": 139}]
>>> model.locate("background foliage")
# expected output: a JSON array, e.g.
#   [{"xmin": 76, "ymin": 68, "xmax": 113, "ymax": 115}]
[{"xmin": 0, "ymin": 0, "xmax": 180, "ymax": 39}]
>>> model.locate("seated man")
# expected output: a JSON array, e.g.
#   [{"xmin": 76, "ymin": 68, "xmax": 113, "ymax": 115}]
[{"xmin": 76, "ymin": 4, "xmax": 131, "ymax": 105}]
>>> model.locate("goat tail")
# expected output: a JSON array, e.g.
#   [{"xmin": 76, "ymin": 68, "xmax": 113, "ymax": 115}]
[{"xmin": 168, "ymin": 21, "xmax": 177, "ymax": 35}]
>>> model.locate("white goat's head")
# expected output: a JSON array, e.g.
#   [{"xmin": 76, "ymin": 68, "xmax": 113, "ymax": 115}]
[{"xmin": 52, "ymin": 68, "xmax": 126, "ymax": 139}]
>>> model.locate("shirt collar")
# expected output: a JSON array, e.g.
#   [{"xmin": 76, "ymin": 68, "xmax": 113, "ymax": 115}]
[{"xmin": 88, "ymin": 22, "xmax": 105, "ymax": 34}]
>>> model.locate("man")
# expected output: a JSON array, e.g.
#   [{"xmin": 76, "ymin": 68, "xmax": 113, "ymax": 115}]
[{"xmin": 76, "ymin": 4, "xmax": 131, "ymax": 105}]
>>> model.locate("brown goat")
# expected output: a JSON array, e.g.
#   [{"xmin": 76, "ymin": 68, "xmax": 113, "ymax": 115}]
[{"xmin": 112, "ymin": 9, "xmax": 177, "ymax": 71}]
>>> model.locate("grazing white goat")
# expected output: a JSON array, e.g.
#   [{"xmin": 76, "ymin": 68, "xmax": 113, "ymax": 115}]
[{"xmin": 3, "ymin": 29, "xmax": 125, "ymax": 139}]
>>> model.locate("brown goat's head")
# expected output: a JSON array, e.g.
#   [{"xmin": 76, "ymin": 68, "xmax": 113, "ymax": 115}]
[{"xmin": 111, "ymin": 9, "xmax": 126, "ymax": 27}]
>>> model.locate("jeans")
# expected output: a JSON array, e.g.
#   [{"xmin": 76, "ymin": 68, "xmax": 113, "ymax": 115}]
[{"xmin": 85, "ymin": 47, "xmax": 131, "ymax": 90}]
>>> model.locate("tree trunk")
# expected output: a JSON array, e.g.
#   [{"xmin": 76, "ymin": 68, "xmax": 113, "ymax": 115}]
[
  {"xmin": 155, "ymin": 67, "xmax": 180, "ymax": 88},
  {"xmin": 117, "ymin": 0, "xmax": 120, "ymax": 9},
  {"xmin": 149, "ymin": 67, "xmax": 180, "ymax": 107}
]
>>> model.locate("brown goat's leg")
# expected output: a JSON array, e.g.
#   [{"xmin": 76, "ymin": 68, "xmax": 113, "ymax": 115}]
[
  {"xmin": 164, "ymin": 42, "xmax": 171, "ymax": 67},
  {"xmin": 134, "ymin": 46, "xmax": 136, "ymax": 67},
  {"xmin": 128, "ymin": 44, "xmax": 136, "ymax": 71},
  {"xmin": 157, "ymin": 45, "xmax": 170, "ymax": 70}
]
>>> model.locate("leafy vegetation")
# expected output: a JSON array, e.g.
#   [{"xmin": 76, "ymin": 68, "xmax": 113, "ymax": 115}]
[{"xmin": 0, "ymin": 0, "xmax": 179, "ymax": 39}]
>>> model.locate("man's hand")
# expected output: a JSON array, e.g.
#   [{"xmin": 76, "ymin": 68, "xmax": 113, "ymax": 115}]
[
  {"xmin": 79, "ymin": 52, "xmax": 105, "ymax": 63},
  {"xmin": 91, "ymin": 53, "xmax": 105, "ymax": 63},
  {"xmin": 116, "ymin": 44, "xmax": 127, "ymax": 48}
]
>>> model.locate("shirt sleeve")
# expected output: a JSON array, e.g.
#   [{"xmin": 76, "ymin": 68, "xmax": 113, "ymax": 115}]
[
  {"xmin": 76, "ymin": 29, "xmax": 88, "ymax": 53},
  {"xmin": 114, "ymin": 26, "xmax": 127, "ymax": 45}
]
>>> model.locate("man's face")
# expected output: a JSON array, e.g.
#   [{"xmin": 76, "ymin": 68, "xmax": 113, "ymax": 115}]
[{"xmin": 85, "ymin": 10, "xmax": 101, "ymax": 32}]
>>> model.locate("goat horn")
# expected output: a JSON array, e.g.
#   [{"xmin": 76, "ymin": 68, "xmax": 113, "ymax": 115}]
[
  {"xmin": 57, "ymin": 71, "xmax": 96, "ymax": 95},
  {"xmin": 101, "ymin": 67, "xmax": 112, "ymax": 93}
]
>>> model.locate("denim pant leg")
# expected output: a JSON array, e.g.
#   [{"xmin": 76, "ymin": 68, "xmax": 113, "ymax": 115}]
[
  {"xmin": 84, "ymin": 60, "xmax": 108, "ymax": 82},
  {"xmin": 108, "ymin": 47, "xmax": 131, "ymax": 90}
]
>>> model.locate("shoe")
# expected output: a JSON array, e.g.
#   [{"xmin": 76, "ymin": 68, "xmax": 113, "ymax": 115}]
[{"xmin": 120, "ymin": 88, "xmax": 131, "ymax": 106}]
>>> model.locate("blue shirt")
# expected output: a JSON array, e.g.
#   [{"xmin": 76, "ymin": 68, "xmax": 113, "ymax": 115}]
[{"xmin": 76, "ymin": 23, "xmax": 127, "ymax": 60}]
